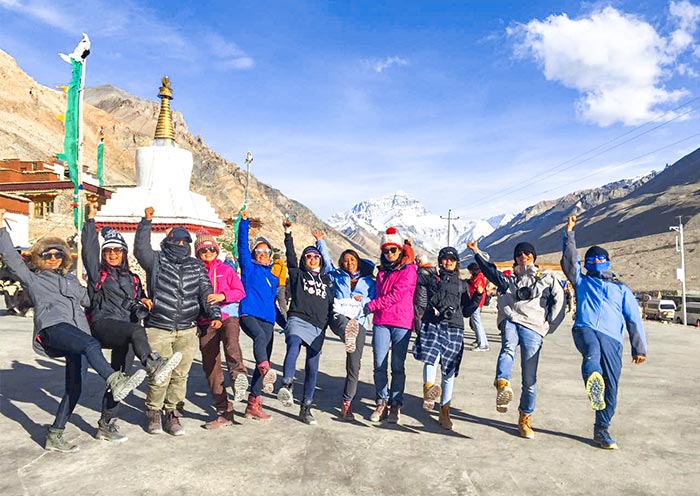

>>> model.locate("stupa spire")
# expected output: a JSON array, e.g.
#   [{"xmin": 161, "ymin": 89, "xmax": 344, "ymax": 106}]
[{"xmin": 154, "ymin": 76, "xmax": 175, "ymax": 142}]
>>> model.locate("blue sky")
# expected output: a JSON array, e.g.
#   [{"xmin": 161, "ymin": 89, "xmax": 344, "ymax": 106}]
[{"xmin": 1, "ymin": 0, "xmax": 700, "ymax": 221}]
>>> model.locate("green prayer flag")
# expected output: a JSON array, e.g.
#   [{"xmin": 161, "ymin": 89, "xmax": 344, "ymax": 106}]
[{"xmin": 96, "ymin": 141, "xmax": 104, "ymax": 187}]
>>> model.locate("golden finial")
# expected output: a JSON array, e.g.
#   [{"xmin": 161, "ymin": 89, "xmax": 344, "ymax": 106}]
[{"xmin": 154, "ymin": 76, "xmax": 175, "ymax": 141}]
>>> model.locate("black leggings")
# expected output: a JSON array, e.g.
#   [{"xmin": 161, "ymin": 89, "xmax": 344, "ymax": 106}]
[
  {"xmin": 91, "ymin": 318, "xmax": 152, "ymax": 421},
  {"xmin": 239, "ymin": 316, "xmax": 274, "ymax": 397}
]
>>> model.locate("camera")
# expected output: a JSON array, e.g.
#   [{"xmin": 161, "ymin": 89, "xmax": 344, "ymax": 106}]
[
  {"xmin": 121, "ymin": 297, "xmax": 149, "ymax": 321},
  {"xmin": 515, "ymin": 286, "xmax": 533, "ymax": 301},
  {"xmin": 442, "ymin": 306, "xmax": 455, "ymax": 320}
]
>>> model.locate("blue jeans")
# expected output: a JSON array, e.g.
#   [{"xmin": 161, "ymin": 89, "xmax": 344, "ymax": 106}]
[
  {"xmin": 372, "ymin": 325, "xmax": 411, "ymax": 406},
  {"xmin": 38, "ymin": 323, "xmax": 116, "ymax": 429},
  {"xmin": 282, "ymin": 334, "xmax": 321, "ymax": 404},
  {"xmin": 572, "ymin": 327, "xmax": 622, "ymax": 428},
  {"xmin": 239, "ymin": 316, "xmax": 275, "ymax": 397},
  {"xmin": 496, "ymin": 320, "xmax": 543, "ymax": 414},
  {"xmin": 470, "ymin": 308, "xmax": 488, "ymax": 348}
]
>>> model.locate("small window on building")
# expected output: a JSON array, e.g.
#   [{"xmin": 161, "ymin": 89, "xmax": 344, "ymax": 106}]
[{"xmin": 33, "ymin": 199, "xmax": 55, "ymax": 217}]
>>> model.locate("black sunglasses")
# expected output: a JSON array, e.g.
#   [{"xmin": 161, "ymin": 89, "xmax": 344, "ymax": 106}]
[
  {"xmin": 515, "ymin": 250, "xmax": 533, "ymax": 258},
  {"xmin": 41, "ymin": 251, "xmax": 65, "ymax": 260},
  {"xmin": 199, "ymin": 247, "xmax": 218, "ymax": 254},
  {"xmin": 382, "ymin": 247, "xmax": 399, "ymax": 255}
]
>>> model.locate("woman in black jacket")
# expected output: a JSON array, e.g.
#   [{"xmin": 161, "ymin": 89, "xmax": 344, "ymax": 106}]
[
  {"xmin": 82, "ymin": 202, "xmax": 182, "ymax": 442},
  {"xmin": 413, "ymin": 247, "xmax": 481, "ymax": 430}
]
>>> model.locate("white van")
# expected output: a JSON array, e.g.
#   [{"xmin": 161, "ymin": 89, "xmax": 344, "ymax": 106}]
[
  {"xmin": 644, "ymin": 299, "xmax": 676, "ymax": 322},
  {"xmin": 675, "ymin": 302, "xmax": 700, "ymax": 327}
]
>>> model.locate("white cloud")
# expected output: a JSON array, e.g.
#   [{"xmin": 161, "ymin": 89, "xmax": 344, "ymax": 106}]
[
  {"xmin": 206, "ymin": 33, "xmax": 255, "ymax": 70},
  {"xmin": 509, "ymin": 3, "xmax": 700, "ymax": 126},
  {"xmin": 364, "ymin": 56, "xmax": 409, "ymax": 73}
]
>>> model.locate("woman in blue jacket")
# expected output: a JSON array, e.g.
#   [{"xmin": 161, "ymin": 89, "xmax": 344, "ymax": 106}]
[
  {"xmin": 314, "ymin": 231, "xmax": 375, "ymax": 421},
  {"xmin": 561, "ymin": 215, "xmax": 647, "ymax": 450},
  {"xmin": 238, "ymin": 209, "xmax": 279, "ymax": 421}
]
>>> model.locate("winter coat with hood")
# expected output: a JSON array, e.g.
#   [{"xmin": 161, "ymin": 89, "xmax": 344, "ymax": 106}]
[
  {"xmin": 199, "ymin": 258, "xmax": 246, "ymax": 325},
  {"xmin": 285, "ymin": 231, "xmax": 334, "ymax": 330},
  {"xmin": 0, "ymin": 227, "xmax": 90, "ymax": 356},
  {"xmin": 474, "ymin": 249, "xmax": 565, "ymax": 337},
  {"xmin": 237, "ymin": 218, "xmax": 278, "ymax": 324},
  {"xmin": 416, "ymin": 266, "xmax": 479, "ymax": 330},
  {"xmin": 560, "ymin": 230, "xmax": 647, "ymax": 356},
  {"xmin": 82, "ymin": 218, "xmax": 145, "ymax": 324},
  {"xmin": 134, "ymin": 219, "xmax": 221, "ymax": 331},
  {"xmin": 316, "ymin": 238, "xmax": 375, "ymax": 329},
  {"xmin": 367, "ymin": 243, "xmax": 417, "ymax": 330}
]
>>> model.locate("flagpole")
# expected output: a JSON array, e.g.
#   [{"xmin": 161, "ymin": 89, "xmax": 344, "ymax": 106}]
[{"xmin": 74, "ymin": 55, "xmax": 86, "ymax": 282}]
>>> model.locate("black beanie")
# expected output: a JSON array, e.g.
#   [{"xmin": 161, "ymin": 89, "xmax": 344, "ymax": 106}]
[
  {"xmin": 513, "ymin": 242, "xmax": 537, "ymax": 263},
  {"xmin": 585, "ymin": 245, "xmax": 610, "ymax": 261},
  {"xmin": 438, "ymin": 246, "xmax": 460, "ymax": 262}
]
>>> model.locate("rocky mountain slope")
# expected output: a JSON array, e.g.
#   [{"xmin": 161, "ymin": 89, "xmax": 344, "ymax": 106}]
[
  {"xmin": 0, "ymin": 49, "xmax": 370, "ymax": 261},
  {"xmin": 328, "ymin": 191, "xmax": 512, "ymax": 254}
]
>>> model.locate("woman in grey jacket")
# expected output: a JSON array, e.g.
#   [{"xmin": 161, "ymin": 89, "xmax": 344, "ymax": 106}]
[{"xmin": 0, "ymin": 209, "xmax": 146, "ymax": 453}]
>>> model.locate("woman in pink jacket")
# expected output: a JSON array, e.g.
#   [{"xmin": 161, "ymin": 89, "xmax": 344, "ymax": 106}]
[
  {"xmin": 195, "ymin": 231, "xmax": 247, "ymax": 429},
  {"xmin": 365, "ymin": 227, "xmax": 417, "ymax": 424}
]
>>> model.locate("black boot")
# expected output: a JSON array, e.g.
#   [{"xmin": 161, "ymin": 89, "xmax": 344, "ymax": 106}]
[{"xmin": 299, "ymin": 402, "xmax": 317, "ymax": 425}]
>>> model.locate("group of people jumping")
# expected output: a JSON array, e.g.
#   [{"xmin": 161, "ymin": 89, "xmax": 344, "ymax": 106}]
[{"xmin": 0, "ymin": 204, "xmax": 647, "ymax": 453}]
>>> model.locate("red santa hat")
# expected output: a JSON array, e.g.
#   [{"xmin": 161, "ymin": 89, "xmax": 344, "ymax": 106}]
[{"xmin": 380, "ymin": 227, "xmax": 403, "ymax": 250}]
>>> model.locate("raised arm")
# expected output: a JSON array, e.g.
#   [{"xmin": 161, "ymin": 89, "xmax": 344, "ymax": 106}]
[
  {"xmin": 560, "ymin": 216, "xmax": 581, "ymax": 285},
  {"xmin": 467, "ymin": 240, "xmax": 508, "ymax": 293},
  {"xmin": 0, "ymin": 227, "xmax": 34, "ymax": 287},
  {"xmin": 284, "ymin": 219, "xmax": 298, "ymax": 270},
  {"xmin": 134, "ymin": 207, "xmax": 157, "ymax": 271},
  {"xmin": 314, "ymin": 234, "xmax": 334, "ymax": 273},
  {"xmin": 81, "ymin": 202, "xmax": 101, "ymax": 284},
  {"xmin": 237, "ymin": 212, "xmax": 253, "ymax": 271}
]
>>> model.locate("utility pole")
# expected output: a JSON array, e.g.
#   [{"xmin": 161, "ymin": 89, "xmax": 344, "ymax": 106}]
[
  {"xmin": 670, "ymin": 217, "xmax": 687, "ymax": 325},
  {"xmin": 441, "ymin": 209, "xmax": 460, "ymax": 246}
]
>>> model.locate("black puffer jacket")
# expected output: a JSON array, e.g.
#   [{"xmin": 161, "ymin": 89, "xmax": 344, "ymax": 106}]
[{"xmin": 135, "ymin": 219, "xmax": 221, "ymax": 330}]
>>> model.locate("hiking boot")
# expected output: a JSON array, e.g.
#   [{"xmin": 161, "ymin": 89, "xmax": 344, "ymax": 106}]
[
  {"xmin": 106, "ymin": 369, "xmax": 147, "ymax": 402},
  {"xmin": 146, "ymin": 409, "xmax": 163, "ymax": 435},
  {"xmin": 96, "ymin": 418, "xmax": 128, "ymax": 443},
  {"xmin": 204, "ymin": 414, "xmax": 234, "ymax": 430},
  {"xmin": 423, "ymin": 382, "xmax": 442, "ymax": 411},
  {"xmin": 299, "ymin": 403, "xmax": 317, "ymax": 425},
  {"xmin": 370, "ymin": 402, "xmax": 388, "ymax": 422},
  {"xmin": 344, "ymin": 319, "xmax": 360, "ymax": 354},
  {"xmin": 277, "ymin": 382, "xmax": 294, "ymax": 407},
  {"xmin": 594, "ymin": 424, "xmax": 619, "ymax": 450},
  {"xmin": 45, "ymin": 427, "xmax": 78, "ymax": 453},
  {"xmin": 145, "ymin": 352, "xmax": 183, "ymax": 386},
  {"xmin": 387, "ymin": 404, "xmax": 401, "ymax": 424},
  {"xmin": 245, "ymin": 394, "xmax": 272, "ymax": 421},
  {"xmin": 495, "ymin": 378, "xmax": 514, "ymax": 413},
  {"xmin": 233, "ymin": 373, "xmax": 249, "ymax": 402},
  {"xmin": 340, "ymin": 400, "xmax": 355, "ymax": 421},
  {"xmin": 164, "ymin": 410, "xmax": 185, "ymax": 436},
  {"xmin": 258, "ymin": 361, "xmax": 277, "ymax": 395},
  {"xmin": 518, "ymin": 411, "xmax": 535, "ymax": 439},
  {"xmin": 439, "ymin": 404, "xmax": 453, "ymax": 430},
  {"xmin": 586, "ymin": 372, "xmax": 606, "ymax": 411}
]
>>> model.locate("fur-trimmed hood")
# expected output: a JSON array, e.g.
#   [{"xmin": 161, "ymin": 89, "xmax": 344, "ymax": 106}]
[{"xmin": 30, "ymin": 236, "xmax": 72, "ymax": 273}]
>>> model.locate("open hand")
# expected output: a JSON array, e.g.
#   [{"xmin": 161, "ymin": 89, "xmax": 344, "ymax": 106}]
[
  {"xmin": 144, "ymin": 207, "xmax": 154, "ymax": 221},
  {"xmin": 240, "ymin": 209, "xmax": 248, "ymax": 220},
  {"xmin": 566, "ymin": 215, "xmax": 577, "ymax": 232},
  {"xmin": 311, "ymin": 230, "xmax": 324, "ymax": 241}
]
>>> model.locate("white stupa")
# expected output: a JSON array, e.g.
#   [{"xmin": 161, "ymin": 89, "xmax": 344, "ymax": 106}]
[{"xmin": 95, "ymin": 77, "xmax": 224, "ymax": 248}]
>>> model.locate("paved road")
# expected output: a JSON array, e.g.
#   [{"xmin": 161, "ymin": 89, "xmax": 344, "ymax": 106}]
[{"xmin": 1, "ymin": 309, "xmax": 698, "ymax": 496}]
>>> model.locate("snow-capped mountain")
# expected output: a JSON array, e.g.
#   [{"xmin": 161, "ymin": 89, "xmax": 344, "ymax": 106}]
[{"xmin": 328, "ymin": 191, "xmax": 509, "ymax": 255}]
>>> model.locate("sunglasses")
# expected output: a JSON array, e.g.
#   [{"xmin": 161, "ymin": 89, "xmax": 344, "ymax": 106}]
[
  {"xmin": 304, "ymin": 253, "xmax": 321, "ymax": 260},
  {"xmin": 198, "ymin": 247, "xmax": 218, "ymax": 254},
  {"xmin": 40, "ymin": 251, "xmax": 65, "ymax": 260},
  {"xmin": 382, "ymin": 247, "xmax": 400, "ymax": 255},
  {"xmin": 254, "ymin": 248, "xmax": 272, "ymax": 256},
  {"xmin": 102, "ymin": 247, "xmax": 124, "ymax": 254},
  {"xmin": 515, "ymin": 250, "xmax": 533, "ymax": 258},
  {"xmin": 585, "ymin": 255, "xmax": 608, "ymax": 263}
]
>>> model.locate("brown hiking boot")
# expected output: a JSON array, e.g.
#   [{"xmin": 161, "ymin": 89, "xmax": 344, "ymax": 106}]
[
  {"xmin": 204, "ymin": 403, "xmax": 235, "ymax": 429},
  {"xmin": 423, "ymin": 382, "xmax": 442, "ymax": 411},
  {"xmin": 146, "ymin": 409, "xmax": 163, "ymax": 435},
  {"xmin": 164, "ymin": 410, "xmax": 185, "ymax": 436},
  {"xmin": 245, "ymin": 394, "xmax": 272, "ymax": 421},
  {"xmin": 344, "ymin": 319, "xmax": 360, "ymax": 354},
  {"xmin": 340, "ymin": 400, "xmax": 355, "ymax": 421},
  {"xmin": 518, "ymin": 411, "xmax": 534, "ymax": 439},
  {"xmin": 387, "ymin": 404, "xmax": 401, "ymax": 424},
  {"xmin": 439, "ymin": 404, "xmax": 453, "ymax": 430},
  {"xmin": 495, "ymin": 378, "xmax": 514, "ymax": 413},
  {"xmin": 369, "ymin": 402, "xmax": 388, "ymax": 422}
]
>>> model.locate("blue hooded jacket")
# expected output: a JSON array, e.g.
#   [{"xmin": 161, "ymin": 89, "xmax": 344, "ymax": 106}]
[
  {"xmin": 560, "ymin": 230, "xmax": 647, "ymax": 356},
  {"xmin": 238, "ymin": 219, "xmax": 278, "ymax": 323}
]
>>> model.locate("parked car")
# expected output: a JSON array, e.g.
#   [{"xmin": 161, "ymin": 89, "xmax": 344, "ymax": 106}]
[
  {"xmin": 644, "ymin": 299, "xmax": 677, "ymax": 322},
  {"xmin": 675, "ymin": 302, "xmax": 700, "ymax": 327}
]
